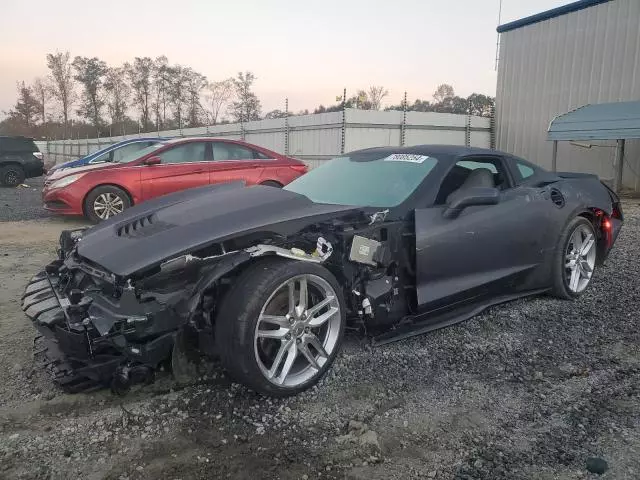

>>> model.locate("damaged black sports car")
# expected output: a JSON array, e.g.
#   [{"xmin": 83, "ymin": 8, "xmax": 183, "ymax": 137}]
[{"xmin": 22, "ymin": 145, "xmax": 623, "ymax": 396}]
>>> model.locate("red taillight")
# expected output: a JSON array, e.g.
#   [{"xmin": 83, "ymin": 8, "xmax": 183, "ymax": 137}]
[
  {"xmin": 602, "ymin": 218, "xmax": 612, "ymax": 232},
  {"xmin": 290, "ymin": 164, "xmax": 308, "ymax": 173},
  {"xmin": 612, "ymin": 205, "xmax": 622, "ymax": 219}
]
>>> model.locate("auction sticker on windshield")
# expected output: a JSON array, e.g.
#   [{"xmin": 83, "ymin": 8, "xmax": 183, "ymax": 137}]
[{"xmin": 383, "ymin": 153, "xmax": 431, "ymax": 163}]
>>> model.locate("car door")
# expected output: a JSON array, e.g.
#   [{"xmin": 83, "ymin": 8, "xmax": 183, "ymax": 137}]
[
  {"xmin": 140, "ymin": 141, "xmax": 209, "ymax": 199},
  {"xmin": 414, "ymin": 155, "xmax": 549, "ymax": 312},
  {"xmin": 209, "ymin": 142, "xmax": 263, "ymax": 185}
]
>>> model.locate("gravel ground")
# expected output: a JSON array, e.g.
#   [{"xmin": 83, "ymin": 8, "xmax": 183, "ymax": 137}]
[
  {"xmin": 0, "ymin": 201, "xmax": 639, "ymax": 480},
  {"xmin": 0, "ymin": 177, "xmax": 53, "ymax": 222}
]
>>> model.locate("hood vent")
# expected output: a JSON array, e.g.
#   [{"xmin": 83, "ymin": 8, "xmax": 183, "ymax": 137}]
[
  {"xmin": 550, "ymin": 188, "xmax": 565, "ymax": 208},
  {"xmin": 116, "ymin": 215, "xmax": 160, "ymax": 237}
]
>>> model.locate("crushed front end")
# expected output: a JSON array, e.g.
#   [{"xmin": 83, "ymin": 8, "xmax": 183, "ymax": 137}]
[{"xmin": 21, "ymin": 229, "xmax": 246, "ymax": 393}]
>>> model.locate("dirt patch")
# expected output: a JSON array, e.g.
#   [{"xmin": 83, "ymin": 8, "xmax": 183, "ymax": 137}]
[{"xmin": 1, "ymin": 203, "xmax": 640, "ymax": 479}]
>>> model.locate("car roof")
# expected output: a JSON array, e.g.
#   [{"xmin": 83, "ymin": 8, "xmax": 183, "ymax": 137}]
[
  {"xmin": 349, "ymin": 144, "xmax": 504, "ymax": 158},
  {"xmin": 163, "ymin": 137, "xmax": 246, "ymax": 144},
  {"xmin": 106, "ymin": 137, "xmax": 167, "ymax": 146},
  {"xmin": 0, "ymin": 135, "xmax": 34, "ymax": 139}
]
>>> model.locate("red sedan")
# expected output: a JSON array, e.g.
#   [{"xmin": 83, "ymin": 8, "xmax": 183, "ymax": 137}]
[{"xmin": 43, "ymin": 138, "xmax": 308, "ymax": 222}]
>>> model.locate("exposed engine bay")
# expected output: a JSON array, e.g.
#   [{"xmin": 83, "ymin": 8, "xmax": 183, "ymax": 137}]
[{"xmin": 22, "ymin": 210, "xmax": 415, "ymax": 393}]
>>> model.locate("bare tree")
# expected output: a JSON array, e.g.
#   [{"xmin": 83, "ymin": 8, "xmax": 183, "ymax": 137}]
[
  {"xmin": 152, "ymin": 56, "xmax": 171, "ymax": 129},
  {"xmin": 184, "ymin": 69, "xmax": 207, "ymax": 127},
  {"xmin": 104, "ymin": 67, "xmax": 130, "ymax": 129},
  {"xmin": 32, "ymin": 77, "xmax": 49, "ymax": 124},
  {"xmin": 205, "ymin": 78, "xmax": 233, "ymax": 125},
  {"xmin": 433, "ymin": 84, "xmax": 455, "ymax": 104},
  {"xmin": 167, "ymin": 65, "xmax": 189, "ymax": 129},
  {"xmin": 46, "ymin": 51, "xmax": 76, "ymax": 135},
  {"xmin": 368, "ymin": 85, "xmax": 389, "ymax": 110},
  {"xmin": 72, "ymin": 56, "xmax": 108, "ymax": 128},
  {"xmin": 126, "ymin": 57, "xmax": 154, "ymax": 130},
  {"xmin": 230, "ymin": 71, "xmax": 261, "ymax": 123}
]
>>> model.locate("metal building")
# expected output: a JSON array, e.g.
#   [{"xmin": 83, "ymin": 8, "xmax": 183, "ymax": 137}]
[{"xmin": 495, "ymin": 0, "xmax": 640, "ymax": 191}]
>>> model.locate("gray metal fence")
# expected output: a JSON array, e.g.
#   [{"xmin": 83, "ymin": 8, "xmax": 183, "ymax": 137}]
[{"xmin": 37, "ymin": 109, "xmax": 492, "ymax": 168}]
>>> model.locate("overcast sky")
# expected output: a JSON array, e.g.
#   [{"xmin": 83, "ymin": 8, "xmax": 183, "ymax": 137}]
[{"xmin": 1, "ymin": 0, "xmax": 568, "ymax": 117}]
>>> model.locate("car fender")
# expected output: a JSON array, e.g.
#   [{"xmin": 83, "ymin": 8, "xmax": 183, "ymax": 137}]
[{"xmin": 81, "ymin": 168, "xmax": 143, "ymax": 205}]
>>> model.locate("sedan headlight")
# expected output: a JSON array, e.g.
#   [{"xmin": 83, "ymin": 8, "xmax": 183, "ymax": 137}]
[{"xmin": 49, "ymin": 173, "xmax": 86, "ymax": 189}]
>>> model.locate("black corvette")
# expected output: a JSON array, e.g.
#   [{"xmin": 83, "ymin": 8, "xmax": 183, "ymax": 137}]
[{"xmin": 22, "ymin": 145, "xmax": 623, "ymax": 395}]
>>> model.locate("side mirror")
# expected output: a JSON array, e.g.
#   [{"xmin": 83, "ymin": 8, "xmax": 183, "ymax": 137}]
[
  {"xmin": 144, "ymin": 156, "xmax": 161, "ymax": 166},
  {"xmin": 443, "ymin": 186, "xmax": 500, "ymax": 219}
]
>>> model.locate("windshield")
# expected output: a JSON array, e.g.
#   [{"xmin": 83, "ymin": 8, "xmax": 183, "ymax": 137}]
[
  {"xmin": 284, "ymin": 152, "xmax": 438, "ymax": 207},
  {"xmin": 115, "ymin": 142, "xmax": 166, "ymax": 163}
]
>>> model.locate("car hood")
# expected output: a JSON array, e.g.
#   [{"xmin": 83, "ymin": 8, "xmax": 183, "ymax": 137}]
[
  {"xmin": 48, "ymin": 159, "xmax": 86, "ymax": 172},
  {"xmin": 76, "ymin": 182, "xmax": 360, "ymax": 277},
  {"xmin": 48, "ymin": 161, "xmax": 118, "ymax": 180}
]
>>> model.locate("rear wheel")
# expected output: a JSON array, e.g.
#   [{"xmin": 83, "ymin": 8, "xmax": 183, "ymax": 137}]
[
  {"xmin": 83, "ymin": 185, "xmax": 131, "ymax": 223},
  {"xmin": 551, "ymin": 217, "xmax": 597, "ymax": 299},
  {"xmin": 215, "ymin": 258, "xmax": 345, "ymax": 396},
  {"xmin": 0, "ymin": 164, "xmax": 25, "ymax": 187}
]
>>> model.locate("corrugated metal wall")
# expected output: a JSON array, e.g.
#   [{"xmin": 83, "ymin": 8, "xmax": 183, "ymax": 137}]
[
  {"xmin": 38, "ymin": 109, "xmax": 491, "ymax": 169},
  {"xmin": 496, "ymin": 0, "xmax": 640, "ymax": 191}
]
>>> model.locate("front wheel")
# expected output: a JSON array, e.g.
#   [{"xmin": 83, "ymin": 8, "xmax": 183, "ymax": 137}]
[
  {"xmin": 83, "ymin": 185, "xmax": 131, "ymax": 223},
  {"xmin": 0, "ymin": 164, "xmax": 25, "ymax": 187},
  {"xmin": 551, "ymin": 217, "xmax": 597, "ymax": 299},
  {"xmin": 215, "ymin": 258, "xmax": 345, "ymax": 396}
]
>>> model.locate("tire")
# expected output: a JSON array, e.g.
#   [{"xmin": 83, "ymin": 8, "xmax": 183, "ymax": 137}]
[
  {"xmin": 215, "ymin": 258, "xmax": 346, "ymax": 397},
  {"xmin": 551, "ymin": 216, "xmax": 598, "ymax": 299},
  {"xmin": 83, "ymin": 185, "xmax": 131, "ymax": 223},
  {"xmin": 260, "ymin": 180, "xmax": 283, "ymax": 188},
  {"xmin": 0, "ymin": 164, "xmax": 25, "ymax": 187}
]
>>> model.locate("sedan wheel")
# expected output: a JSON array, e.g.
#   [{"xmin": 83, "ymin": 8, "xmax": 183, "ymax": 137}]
[
  {"xmin": 254, "ymin": 274, "xmax": 341, "ymax": 387},
  {"xmin": 84, "ymin": 185, "xmax": 132, "ymax": 223},
  {"xmin": 215, "ymin": 259, "xmax": 346, "ymax": 396},
  {"xmin": 93, "ymin": 192, "xmax": 125, "ymax": 220},
  {"xmin": 564, "ymin": 224, "xmax": 596, "ymax": 293}
]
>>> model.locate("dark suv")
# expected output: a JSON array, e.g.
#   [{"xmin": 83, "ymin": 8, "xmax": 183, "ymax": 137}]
[{"xmin": 0, "ymin": 136, "xmax": 44, "ymax": 187}]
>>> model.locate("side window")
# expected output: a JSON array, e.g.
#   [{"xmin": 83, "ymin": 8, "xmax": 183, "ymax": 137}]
[
  {"xmin": 456, "ymin": 160, "xmax": 498, "ymax": 173},
  {"xmin": 435, "ymin": 157, "xmax": 510, "ymax": 205},
  {"xmin": 212, "ymin": 142, "xmax": 254, "ymax": 161},
  {"xmin": 158, "ymin": 142, "xmax": 206, "ymax": 164},
  {"xmin": 91, "ymin": 151, "xmax": 112, "ymax": 163},
  {"xmin": 516, "ymin": 162, "xmax": 535, "ymax": 179},
  {"xmin": 254, "ymin": 150, "xmax": 272, "ymax": 160},
  {"xmin": 112, "ymin": 143, "xmax": 149, "ymax": 162}
]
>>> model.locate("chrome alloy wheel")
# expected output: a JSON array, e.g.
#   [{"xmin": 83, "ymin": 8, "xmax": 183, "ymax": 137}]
[
  {"xmin": 254, "ymin": 274, "xmax": 341, "ymax": 387},
  {"xmin": 93, "ymin": 192, "xmax": 124, "ymax": 219},
  {"xmin": 565, "ymin": 224, "xmax": 597, "ymax": 293}
]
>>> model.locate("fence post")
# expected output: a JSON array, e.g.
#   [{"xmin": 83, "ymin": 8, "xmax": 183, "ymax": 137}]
[
  {"xmin": 465, "ymin": 101, "xmax": 471, "ymax": 147},
  {"xmin": 284, "ymin": 98, "xmax": 290, "ymax": 155},
  {"xmin": 490, "ymin": 104, "xmax": 496, "ymax": 149},
  {"xmin": 340, "ymin": 87, "xmax": 347, "ymax": 154},
  {"xmin": 401, "ymin": 91, "xmax": 407, "ymax": 147}
]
